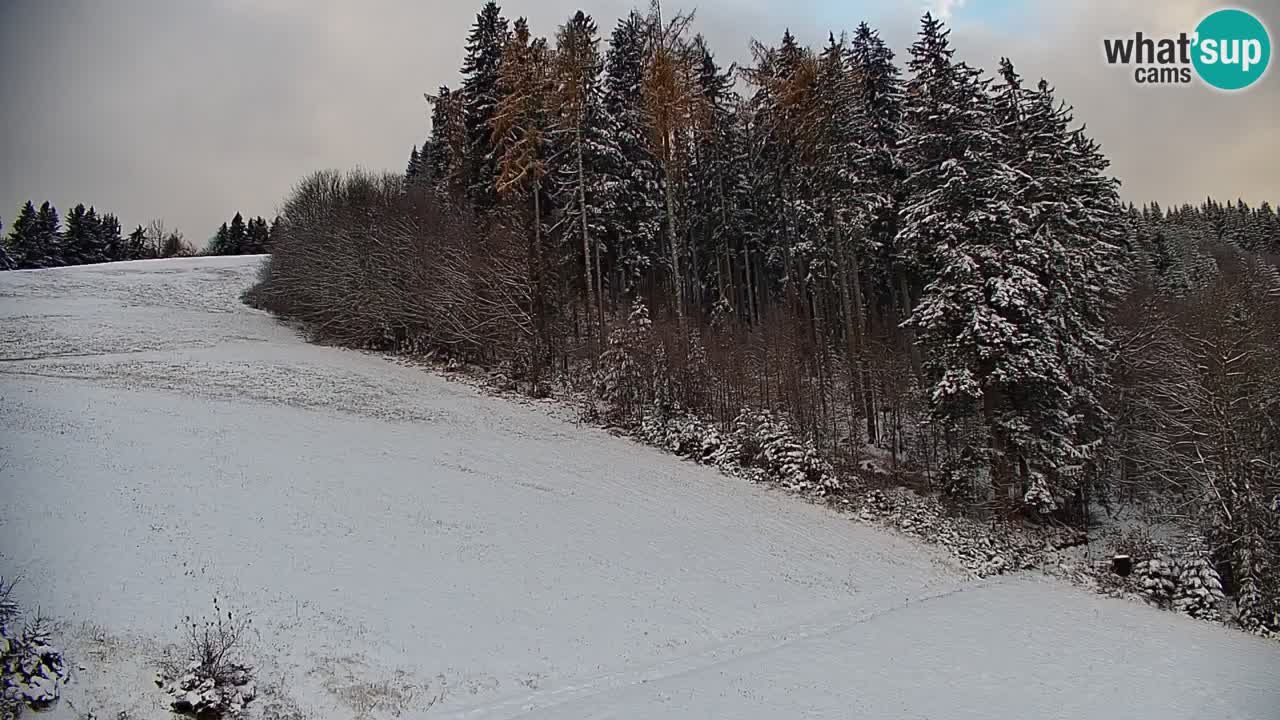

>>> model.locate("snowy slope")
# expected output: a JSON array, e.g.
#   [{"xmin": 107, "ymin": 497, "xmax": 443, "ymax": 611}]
[{"xmin": 1, "ymin": 257, "xmax": 1277, "ymax": 719}]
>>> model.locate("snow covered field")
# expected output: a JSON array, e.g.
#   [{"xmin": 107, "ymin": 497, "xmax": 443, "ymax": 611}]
[{"xmin": 1, "ymin": 257, "xmax": 1277, "ymax": 719}]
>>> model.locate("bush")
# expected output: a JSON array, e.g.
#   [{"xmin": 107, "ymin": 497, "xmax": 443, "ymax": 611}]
[
  {"xmin": 158, "ymin": 599, "xmax": 255, "ymax": 719},
  {"xmin": 0, "ymin": 578, "xmax": 68, "ymax": 718},
  {"xmin": 247, "ymin": 172, "xmax": 533, "ymax": 366}
]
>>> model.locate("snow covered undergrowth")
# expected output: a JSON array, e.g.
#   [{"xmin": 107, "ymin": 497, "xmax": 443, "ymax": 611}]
[{"xmin": 1, "ymin": 257, "xmax": 1278, "ymax": 719}]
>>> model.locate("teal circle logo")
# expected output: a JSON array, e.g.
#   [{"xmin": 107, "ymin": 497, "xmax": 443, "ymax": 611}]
[{"xmin": 1192, "ymin": 9, "xmax": 1271, "ymax": 90}]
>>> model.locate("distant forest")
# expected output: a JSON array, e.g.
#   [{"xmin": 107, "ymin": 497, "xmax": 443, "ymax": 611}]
[
  {"xmin": 1, "ymin": 205, "xmax": 277, "ymax": 271},
  {"xmin": 0, "ymin": 201, "xmax": 191, "ymax": 270},
  {"xmin": 127, "ymin": 1, "xmax": 1280, "ymax": 633}
]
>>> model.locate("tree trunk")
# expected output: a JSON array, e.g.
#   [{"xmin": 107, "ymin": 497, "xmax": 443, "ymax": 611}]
[
  {"xmin": 576, "ymin": 132, "xmax": 597, "ymax": 349},
  {"xmin": 663, "ymin": 154, "xmax": 685, "ymax": 328}
]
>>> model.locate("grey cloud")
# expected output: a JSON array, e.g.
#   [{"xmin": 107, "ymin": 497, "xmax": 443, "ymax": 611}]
[{"xmin": 1, "ymin": 0, "xmax": 1275, "ymax": 243}]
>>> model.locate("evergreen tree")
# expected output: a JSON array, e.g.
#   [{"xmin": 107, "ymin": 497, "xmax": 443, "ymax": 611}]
[
  {"xmin": 34, "ymin": 202, "xmax": 62, "ymax": 267},
  {"xmin": 899, "ymin": 14, "xmax": 1041, "ymax": 503},
  {"xmin": 0, "ymin": 217, "xmax": 11, "ymax": 271},
  {"xmin": 424, "ymin": 85, "xmax": 466, "ymax": 191},
  {"xmin": 227, "ymin": 212, "xmax": 248, "ymax": 255},
  {"xmin": 246, "ymin": 216, "xmax": 270, "ymax": 254},
  {"xmin": 126, "ymin": 225, "xmax": 149, "ymax": 260},
  {"xmin": 84, "ymin": 206, "xmax": 106, "ymax": 263},
  {"xmin": 550, "ymin": 10, "xmax": 617, "ymax": 343},
  {"xmin": 460, "ymin": 1, "xmax": 510, "ymax": 208},
  {"xmin": 602, "ymin": 11, "xmax": 663, "ymax": 295},
  {"xmin": 99, "ymin": 213, "xmax": 123, "ymax": 262},
  {"xmin": 848, "ymin": 22, "xmax": 906, "ymax": 316},
  {"xmin": 642, "ymin": 2, "xmax": 709, "ymax": 325},
  {"xmin": 62, "ymin": 204, "xmax": 93, "ymax": 265},
  {"xmin": 208, "ymin": 222, "xmax": 232, "ymax": 255},
  {"xmin": 405, "ymin": 145, "xmax": 422, "ymax": 184},
  {"xmin": 0, "ymin": 217, "xmax": 8, "ymax": 268},
  {"xmin": 6, "ymin": 202, "xmax": 43, "ymax": 269},
  {"xmin": 687, "ymin": 35, "xmax": 749, "ymax": 317}
]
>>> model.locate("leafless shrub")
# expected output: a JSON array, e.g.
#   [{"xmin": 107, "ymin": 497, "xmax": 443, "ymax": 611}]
[{"xmin": 158, "ymin": 599, "xmax": 255, "ymax": 719}]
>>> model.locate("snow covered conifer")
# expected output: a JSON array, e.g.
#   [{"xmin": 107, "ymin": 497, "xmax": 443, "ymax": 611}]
[
  {"xmin": 405, "ymin": 144, "xmax": 422, "ymax": 184},
  {"xmin": 99, "ymin": 212, "xmax": 123, "ymax": 261},
  {"xmin": 460, "ymin": 1, "xmax": 510, "ymax": 209},
  {"xmin": 1173, "ymin": 535, "xmax": 1225, "ymax": 620},
  {"xmin": 5, "ymin": 202, "xmax": 42, "ymax": 269},
  {"xmin": 424, "ymin": 85, "xmax": 467, "ymax": 192},
  {"xmin": 227, "ymin": 212, "xmax": 248, "ymax": 256},
  {"xmin": 0, "ymin": 218, "xmax": 11, "ymax": 271},
  {"xmin": 550, "ymin": 9, "xmax": 618, "ymax": 344},
  {"xmin": 899, "ymin": 14, "xmax": 1044, "ymax": 504},
  {"xmin": 601, "ymin": 12, "xmax": 663, "ymax": 291},
  {"xmin": 34, "ymin": 202, "xmax": 62, "ymax": 267},
  {"xmin": 62, "ymin": 203, "xmax": 94, "ymax": 266},
  {"xmin": 208, "ymin": 222, "xmax": 232, "ymax": 255}
]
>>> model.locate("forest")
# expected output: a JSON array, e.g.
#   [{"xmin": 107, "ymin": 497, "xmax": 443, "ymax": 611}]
[
  {"xmin": 0, "ymin": 201, "xmax": 191, "ymax": 269},
  {"xmin": 247, "ymin": 2, "xmax": 1278, "ymax": 632},
  {"xmin": 1, "ymin": 205, "xmax": 275, "ymax": 270}
]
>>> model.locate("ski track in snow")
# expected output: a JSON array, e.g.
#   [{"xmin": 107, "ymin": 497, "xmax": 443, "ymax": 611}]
[{"xmin": 0, "ymin": 257, "xmax": 1277, "ymax": 719}]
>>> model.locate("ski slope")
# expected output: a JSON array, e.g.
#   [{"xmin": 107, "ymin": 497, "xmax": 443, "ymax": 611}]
[{"xmin": 1, "ymin": 257, "xmax": 1277, "ymax": 719}]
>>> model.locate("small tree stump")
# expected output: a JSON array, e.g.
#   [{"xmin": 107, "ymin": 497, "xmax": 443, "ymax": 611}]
[{"xmin": 1112, "ymin": 554, "xmax": 1133, "ymax": 577}]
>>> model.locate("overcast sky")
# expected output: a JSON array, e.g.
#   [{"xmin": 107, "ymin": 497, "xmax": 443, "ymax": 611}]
[{"xmin": 1, "ymin": 0, "xmax": 1276, "ymax": 242}]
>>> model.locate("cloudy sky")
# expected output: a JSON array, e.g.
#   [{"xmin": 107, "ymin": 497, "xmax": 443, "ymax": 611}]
[{"xmin": 1, "ymin": 0, "xmax": 1276, "ymax": 242}]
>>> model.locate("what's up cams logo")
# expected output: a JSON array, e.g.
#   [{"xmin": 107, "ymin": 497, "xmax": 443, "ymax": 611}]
[{"xmin": 1104, "ymin": 8, "xmax": 1271, "ymax": 90}]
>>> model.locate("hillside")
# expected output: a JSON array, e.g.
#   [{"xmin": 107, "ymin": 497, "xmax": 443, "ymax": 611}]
[{"xmin": 1, "ymin": 257, "xmax": 1277, "ymax": 719}]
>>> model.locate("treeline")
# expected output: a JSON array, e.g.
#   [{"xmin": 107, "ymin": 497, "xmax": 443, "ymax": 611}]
[
  {"xmin": 253, "ymin": 2, "xmax": 1279, "ymax": 631},
  {"xmin": 1, "ymin": 200, "xmax": 192, "ymax": 271},
  {"xmin": 205, "ymin": 212, "xmax": 276, "ymax": 256}
]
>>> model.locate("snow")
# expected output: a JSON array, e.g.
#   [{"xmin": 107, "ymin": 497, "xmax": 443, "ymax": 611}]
[{"xmin": 1, "ymin": 256, "xmax": 1278, "ymax": 719}]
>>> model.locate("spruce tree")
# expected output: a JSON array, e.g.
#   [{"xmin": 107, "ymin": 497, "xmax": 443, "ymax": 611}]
[
  {"xmin": 209, "ymin": 222, "xmax": 232, "ymax": 255},
  {"xmin": 227, "ymin": 212, "xmax": 248, "ymax": 255},
  {"xmin": 62, "ymin": 204, "xmax": 93, "ymax": 266},
  {"xmin": 84, "ymin": 206, "xmax": 106, "ymax": 263},
  {"xmin": 246, "ymin": 216, "xmax": 270, "ymax": 254},
  {"xmin": 126, "ymin": 225, "xmax": 149, "ymax": 260},
  {"xmin": 687, "ymin": 35, "xmax": 749, "ymax": 316},
  {"xmin": 0, "ymin": 217, "xmax": 11, "ymax": 271},
  {"xmin": 550, "ymin": 10, "xmax": 617, "ymax": 343},
  {"xmin": 405, "ymin": 145, "xmax": 422, "ymax": 184},
  {"xmin": 424, "ymin": 85, "xmax": 466, "ymax": 192},
  {"xmin": 602, "ymin": 11, "xmax": 663, "ymax": 294},
  {"xmin": 35, "ymin": 202, "xmax": 62, "ymax": 267},
  {"xmin": 460, "ymin": 1, "xmax": 510, "ymax": 209},
  {"xmin": 6, "ymin": 202, "xmax": 41, "ymax": 269},
  {"xmin": 99, "ymin": 213, "xmax": 123, "ymax": 262},
  {"xmin": 899, "ymin": 14, "xmax": 1038, "ymax": 503}
]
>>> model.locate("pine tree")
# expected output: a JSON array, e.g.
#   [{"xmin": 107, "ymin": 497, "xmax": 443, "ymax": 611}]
[
  {"xmin": 0, "ymin": 217, "xmax": 12, "ymax": 270},
  {"xmin": 99, "ymin": 213, "xmax": 123, "ymax": 262},
  {"xmin": 227, "ymin": 212, "xmax": 248, "ymax": 255},
  {"xmin": 34, "ymin": 202, "xmax": 62, "ymax": 267},
  {"xmin": 405, "ymin": 145, "xmax": 422, "ymax": 185},
  {"xmin": 898, "ymin": 14, "xmax": 1036, "ymax": 503},
  {"xmin": 126, "ymin": 225, "xmax": 149, "ymax": 260},
  {"xmin": 208, "ymin": 222, "xmax": 232, "ymax": 255},
  {"xmin": 460, "ymin": 1, "xmax": 510, "ymax": 209},
  {"xmin": 1173, "ymin": 535, "xmax": 1226, "ymax": 620},
  {"xmin": 550, "ymin": 10, "xmax": 617, "ymax": 344},
  {"xmin": 62, "ymin": 204, "xmax": 96, "ymax": 266},
  {"xmin": 424, "ymin": 85, "xmax": 466, "ymax": 192},
  {"xmin": 246, "ymin": 216, "xmax": 270, "ymax": 254},
  {"xmin": 687, "ymin": 35, "xmax": 749, "ymax": 318},
  {"xmin": 642, "ymin": 1, "xmax": 708, "ymax": 326},
  {"xmin": 84, "ymin": 206, "xmax": 106, "ymax": 263},
  {"xmin": 602, "ymin": 11, "xmax": 663, "ymax": 295},
  {"xmin": 6, "ymin": 202, "xmax": 41, "ymax": 269}
]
